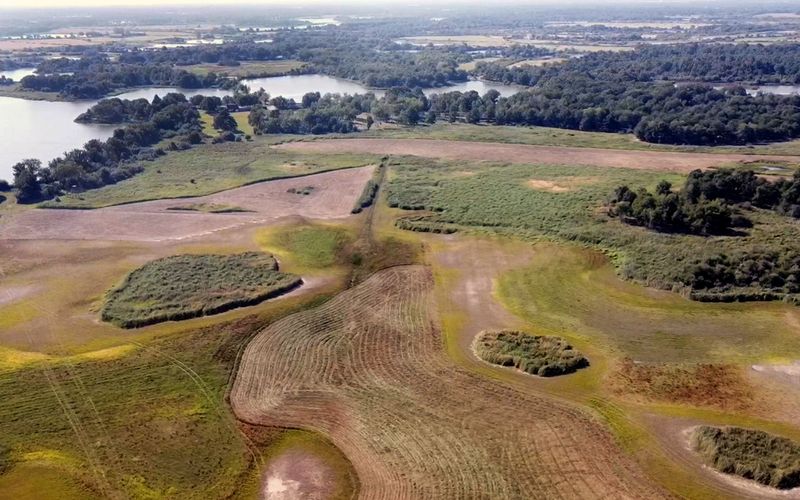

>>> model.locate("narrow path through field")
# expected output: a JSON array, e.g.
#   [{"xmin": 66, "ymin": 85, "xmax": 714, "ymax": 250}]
[
  {"xmin": 231, "ymin": 265, "xmax": 667, "ymax": 499},
  {"xmin": 276, "ymin": 138, "xmax": 797, "ymax": 172}
]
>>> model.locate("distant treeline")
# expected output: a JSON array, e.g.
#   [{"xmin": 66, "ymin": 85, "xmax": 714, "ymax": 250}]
[
  {"xmin": 12, "ymin": 93, "xmax": 201, "ymax": 203},
  {"xmin": 20, "ymin": 58, "xmax": 228, "ymax": 99},
  {"xmin": 20, "ymin": 31, "xmax": 472, "ymax": 100},
  {"xmin": 469, "ymin": 44, "xmax": 800, "ymax": 145},
  {"xmin": 477, "ymin": 43, "xmax": 800, "ymax": 86}
]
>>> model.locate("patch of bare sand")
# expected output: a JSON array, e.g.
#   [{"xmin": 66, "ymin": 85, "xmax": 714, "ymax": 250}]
[
  {"xmin": 0, "ymin": 284, "xmax": 39, "ymax": 307},
  {"xmin": 527, "ymin": 179, "xmax": 571, "ymax": 192},
  {"xmin": 0, "ymin": 166, "xmax": 373, "ymax": 242},
  {"xmin": 752, "ymin": 361, "xmax": 800, "ymax": 386},
  {"xmin": 276, "ymin": 138, "xmax": 799, "ymax": 172},
  {"xmin": 262, "ymin": 449, "xmax": 334, "ymax": 500}
]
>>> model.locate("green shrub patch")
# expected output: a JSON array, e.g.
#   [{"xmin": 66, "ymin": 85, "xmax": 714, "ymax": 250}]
[
  {"xmin": 475, "ymin": 330, "xmax": 589, "ymax": 377},
  {"xmin": 102, "ymin": 252, "xmax": 301, "ymax": 328},
  {"xmin": 693, "ymin": 426, "xmax": 800, "ymax": 490}
]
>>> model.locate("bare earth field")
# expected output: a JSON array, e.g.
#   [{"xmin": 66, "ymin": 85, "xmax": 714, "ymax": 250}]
[
  {"xmin": 231, "ymin": 265, "xmax": 666, "ymax": 499},
  {"xmin": 261, "ymin": 449, "xmax": 335, "ymax": 500},
  {"xmin": 277, "ymin": 139, "xmax": 798, "ymax": 172},
  {"xmin": 0, "ymin": 166, "xmax": 373, "ymax": 242}
]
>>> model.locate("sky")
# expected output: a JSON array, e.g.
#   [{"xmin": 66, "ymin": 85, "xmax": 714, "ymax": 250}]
[{"xmin": 0, "ymin": 0, "xmax": 682, "ymax": 9}]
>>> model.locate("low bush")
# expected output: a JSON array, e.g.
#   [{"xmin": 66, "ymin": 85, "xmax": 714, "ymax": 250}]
[
  {"xmin": 352, "ymin": 179, "xmax": 379, "ymax": 214},
  {"xmin": 102, "ymin": 252, "xmax": 301, "ymax": 328},
  {"xmin": 475, "ymin": 330, "xmax": 589, "ymax": 377},
  {"xmin": 693, "ymin": 426, "xmax": 800, "ymax": 490}
]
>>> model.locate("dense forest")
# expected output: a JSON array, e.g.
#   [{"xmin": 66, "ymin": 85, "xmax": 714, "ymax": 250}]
[
  {"xmin": 13, "ymin": 94, "xmax": 202, "ymax": 202},
  {"xmin": 472, "ymin": 44, "xmax": 800, "ymax": 145},
  {"xmin": 478, "ymin": 43, "xmax": 800, "ymax": 85}
]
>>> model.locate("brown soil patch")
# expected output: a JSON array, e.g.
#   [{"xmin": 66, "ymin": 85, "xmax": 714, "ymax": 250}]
[
  {"xmin": 0, "ymin": 167, "xmax": 373, "ymax": 242},
  {"xmin": 276, "ymin": 138, "xmax": 798, "ymax": 172},
  {"xmin": 262, "ymin": 449, "xmax": 335, "ymax": 500},
  {"xmin": 610, "ymin": 359, "xmax": 754, "ymax": 411},
  {"xmin": 232, "ymin": 265, "xmax": 665, "ymax": 498}
]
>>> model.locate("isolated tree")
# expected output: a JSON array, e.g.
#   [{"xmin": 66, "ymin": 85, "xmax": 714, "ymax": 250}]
[
  {"xmin": 365, "ymin": 115, "xmax": 374, "ymax": 130},
  {"xmin": 12, "ymin": 158, "xmax": 43, "ymax": 203},
  {"xmin": 213, "ymin": 109, "xmax": 238, "ymax": 132}
]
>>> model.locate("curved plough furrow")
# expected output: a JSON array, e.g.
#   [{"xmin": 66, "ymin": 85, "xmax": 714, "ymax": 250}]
[{"xmin": 231, "ymin": 266, "xmax": 666, "ymax": 499}]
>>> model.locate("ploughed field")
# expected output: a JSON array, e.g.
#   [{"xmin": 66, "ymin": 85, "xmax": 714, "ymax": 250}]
[{"xmin": 231, "ymin": 265, "xmax": 665, "ymax": 499}]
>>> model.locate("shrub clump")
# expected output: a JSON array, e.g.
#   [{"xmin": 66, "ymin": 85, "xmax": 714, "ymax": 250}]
[
  {"xmin": 102, "ymin": 252, "xmax": 301, "ymax": 328},
  {"xmin": 693, "ymin": 426, "xmax": 800, "ymax": 490},
  {"xmin": 475, "ymin": 330, "xmax": 589, "ymax": 377}
]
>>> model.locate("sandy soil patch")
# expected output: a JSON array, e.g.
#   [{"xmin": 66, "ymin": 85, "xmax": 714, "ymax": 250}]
[
  {"xmin": 0, "ymin": 284, "xmax": 39, "ymax": 307},
  {"xmin": 277, "ymin": 138, "xmax": 798, "ymax": 173},
  {"xmin": 262, "ymin": 449, "xmax": 335, "ymax": 500},
  {"xmin": 526, "ymin": 176, "xmax": 599, "ymax": 192},
  {"xmin": 752, "ymin": 361, "xmax": 800, "ymax": 385},
  {"xmin": 0, "ymin": 167, "xmax": 373, "ymax": 242},
  {"xmin": 527, "ymin": 179, "xmax": 571, "ymax": 192},
  {"xmin": 232, "ymin": 265, "xmax": 664, "ymax": 498}
]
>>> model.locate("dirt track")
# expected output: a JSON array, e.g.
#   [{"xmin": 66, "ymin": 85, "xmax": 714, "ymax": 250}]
[
  {"xmin": 0, "ymin": 167, "xmax": 373, "ymax": 242},
  {"xmin": 276, "ymin": 138, "xmax": 798, "ymax": 172},
  {"xmin": 232, "ymin": 265, "xmax": 667, "ymax": 499}
]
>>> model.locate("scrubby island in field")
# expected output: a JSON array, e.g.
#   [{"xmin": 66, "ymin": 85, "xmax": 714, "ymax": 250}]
[
  {"xmin": 475, "ymin": 330, "xmax": 589, "ymax": 377},
  {"xmin": 102, "ymin": 252, "xmax": 301, "ymax": 328},
  {"xmin": 692, "ymin": 426, "xmax": 800, "ymax": 490}
]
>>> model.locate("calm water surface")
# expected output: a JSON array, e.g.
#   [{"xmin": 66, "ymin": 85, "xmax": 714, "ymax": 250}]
[
  {"xmin": 0, "ymin": 75, "xmax": 523, "ymax": 182},
  {"xmin": 0, "ymin": 68, "xmax": 36, "ymax": 81}
]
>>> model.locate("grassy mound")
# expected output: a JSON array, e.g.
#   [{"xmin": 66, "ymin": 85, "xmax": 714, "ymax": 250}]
[
  {"xmin": 693, "ymin": 426, "xmax": 800, "ymax": 490},
  {"xmin": 475, "ymin": 330, "xmax": 589, "ymax": 377},
  {"xmin": 102, "ymin": 252, "xmax": 301, "ymax": 328}
]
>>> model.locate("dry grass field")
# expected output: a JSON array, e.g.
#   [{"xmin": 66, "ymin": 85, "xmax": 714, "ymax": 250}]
[
  {"xmin": 0, "ymin": 166, "xmax": 374, "ymax": 241},
  {"xmin": 3, "ymin": 115, "xmax": 800, "ymax": 498},
  {"xmin": 277, "ymin": 138, "xmax": 798, "ymax": 172}
]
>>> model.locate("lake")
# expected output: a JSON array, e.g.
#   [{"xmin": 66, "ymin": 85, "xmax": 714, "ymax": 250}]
[
  {"xmin": 0, "ymin": 97, "xmax": 116, "ymax": 182},
  {"xmin": 243, "ymin": 74, "xmax": 522, "ymax": 99},
  {"xmin": 0, "ymin": 75, "xmax": 524, "ymax": 182}
]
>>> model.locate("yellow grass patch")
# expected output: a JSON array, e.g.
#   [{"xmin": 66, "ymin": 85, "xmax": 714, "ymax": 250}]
[{"xmin": 525, "ymin": 176, "xmax": 598, "ymax": 192}]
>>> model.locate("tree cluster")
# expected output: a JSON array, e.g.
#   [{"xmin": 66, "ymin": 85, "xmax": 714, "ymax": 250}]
[
  {"xmin": 610, "ymin": 182, "xmax": 737, "ymax": 235},
  {"xmin": 249, "ymin": 91, "xmax": 377, "ymax": 134},
  {"xmin": 13, "ymin": 95, "xmax": 201, "ymax": 203},
  {"xmin": 610, "ymin": 168, "xmax": 800, "ymax": 235}
]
